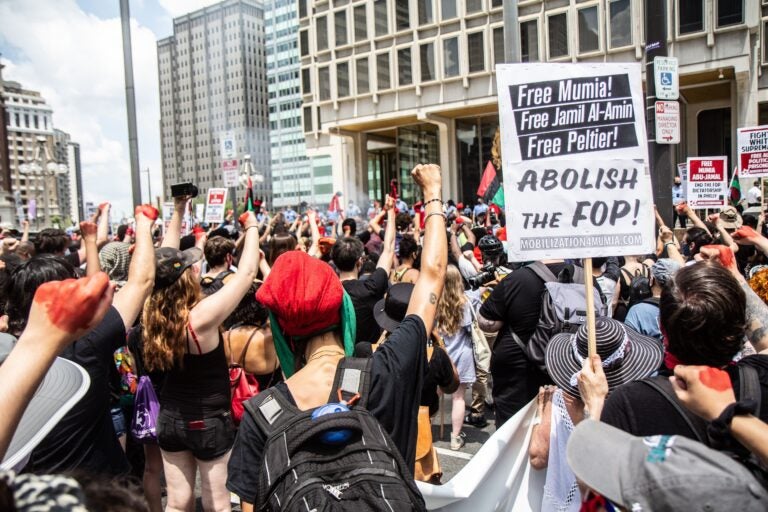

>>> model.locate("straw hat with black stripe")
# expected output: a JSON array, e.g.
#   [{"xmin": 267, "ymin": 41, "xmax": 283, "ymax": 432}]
[{"xmin": 545, "ymin": 317, "xmax": 664, "ymax": 398}]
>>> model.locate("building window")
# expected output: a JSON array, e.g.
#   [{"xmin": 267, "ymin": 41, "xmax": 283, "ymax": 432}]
[
  {"xmin": 679, "ymin": 0, "xmax": 704, "ymax": 34},
  {"xmin": 354, "ymin": 5, "xmax": 367, "ymax": 41},
  {"xmin": 398, "ymin": 47, "xmax": 412, "ymax": 86},
  {"xmin": 316, "ymin": 15, "xmax": 328, "ymax": 51},
  {"xmin": 466, "ymin": 0, "xmax": 482, "ymax": 14},
  {"xmin": 335, "ymin": 10, "xmax": 348, "ymax": 46},
  {"xmin": 396, "ymin": 1, "xmax": 410, "ymax": 31},
  {"xmin": 420, "ymin": 42, "xmax": 435, "ymax": 81},
  {"xmin": 337, "ymin": 62, "xmax": 350, "ymax": 97},
  {"xmin": 300, "ymin": 29, "xmax": 309, "ymax": 56},
  {"xmin": 467, "ymin": 32, "xmax": 485, "ymax": 73},
  {"xmin": 491, "ymin": 0, "xmax": 502, "ymax": 7},
  {"xmin": 303, "ymin": 106, "xmax": 312, "ymax": 132},
  {"xmin": 441, "ymin": 0, "xmax": 456, "ymax": 20},
  {"xmin": 357, "ymin": 56, "xmax": 370, "ymax": 94},
  {"xmin": 375, "ymin": 0, "xmax": 389, "ymax": 37},
  {"xmin": 418, "ymin": 0, "xmax": 433, "ymax": 25},
  {"xmin": 492, "ymin": 26, "xmax": 504, "ymax": 65},
  {"xmin": 520, "ymin": 20, "xmax": 539, "ymax": 62},
  {"xmin": 298, "ymin": 0, "xmax": 307, "ymax": 19},
  {"xmin": 717, "ymin": 0, "xmax": 743, "ymax": 27},
  {"xmin": 319, "ymin": 66, "xmax": 331, "ymax": 100},
  {"xmin": 578, "ymin": 6, "xmax": 600, "ymax": 54},
  {"xmin": 302, "ymin": 68, "xmax": 311, "ymax": 94},
  {"xmin": 608, "ymin": 0, "xmax": 632, "ymax": 48},
  {"xmin": 443, "ymin": 37, "xmax": 459, "ymax": 77},
  {"xmin": 377, "ymin": 52, "xmax": 391, "ymax": 89},
  {"xmin": 547, "ymin": 12, "xmax": 569, "ymax": 59}
]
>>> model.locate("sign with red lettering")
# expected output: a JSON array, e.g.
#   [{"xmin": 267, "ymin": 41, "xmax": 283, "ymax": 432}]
[
  {"xmin": 686, "ymin": 157, "xmax": 727, "ymax": 208},
  {"xmin": 222, "ymin": 159, "xmax": 239, "ymax": 187},
  {"xmin": 654, "ymin": 101, "xmax": 679, "ymax": 144},
  {"xmin": 738, "ymin": 126, "xmax": 768, "ymax": 178},
  {"xmin": 205, "ymin": 188, "xmax": 227, "ymax": 223}
]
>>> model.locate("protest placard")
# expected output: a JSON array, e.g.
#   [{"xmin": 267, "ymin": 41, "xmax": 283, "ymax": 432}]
[
  {"xmin": 163, "ymin": 201, "xmax": 190, "ymax": 235},
  {"xmin": 496, "ymin": 63, "xmax": 654, "ymax": 261},
  {"xmin": 738, "ymin": 126, "xmax": 768, "ymax": 178},
  {"xmin": 677, "ymin": 162, "xmax": 688, "ymax": 201},
  {"xmin": 222, "ymin": 159, "xmax": 239, "ymax": 187},
  {"xmin": 686, "ymin": 157, "xmax": 727, "ymax": 208},
  {"xmin": 205, "ymin": 188, "xmax": 227, "ymax": 224}
]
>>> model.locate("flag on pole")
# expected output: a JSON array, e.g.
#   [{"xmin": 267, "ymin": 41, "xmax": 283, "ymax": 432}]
[
  {"xmin": 729, "ymin": 166, "xmax": 741, "ymax": 207},
  {"xmin": 477, "ymin": 161, "xmax": 505, "ymax": 208},
  {"xmin": 244, "ymin": 176, "xmax": 254, "ymax": 212}
]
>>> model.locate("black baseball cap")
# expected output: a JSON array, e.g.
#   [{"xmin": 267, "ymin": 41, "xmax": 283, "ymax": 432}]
[{"xmin": 154, "ymin": 247, "xmax": 203, "ymax": 290}]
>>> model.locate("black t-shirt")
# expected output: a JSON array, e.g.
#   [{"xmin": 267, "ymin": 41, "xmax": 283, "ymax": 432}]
[
  {"xmin": 27, "ymin": 306, "xmax": 130, "ymax": 476},
  {"xmin": 421, "ymin": 345, "xmax": 458, "ymax": 416},
  {"xmin": 602, "ymin": 355, "xmax": 768, "ymax": 445},
  {"xmin": 64, "ymin": 250, "xmax": 80, "ymax": 269},
  {"xmin": 342, "ymin": 268, "xmax": 389, "ymax": 344},
  {"xmin": 227, "ymin": 315, "xmax": 427, "ymax": 504},
  {"xmin": 479, "ymin": 263, "xmax": 566, "ymax": 365}
]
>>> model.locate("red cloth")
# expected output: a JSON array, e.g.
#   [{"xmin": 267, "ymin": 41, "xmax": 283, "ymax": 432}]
[
  {"xmin": 488, "ymin": 203, "xmax": 501, "ymax": 216},
  {"xmin": 256, "ymin": 251, "xmax": 342, "ymax": 337}
]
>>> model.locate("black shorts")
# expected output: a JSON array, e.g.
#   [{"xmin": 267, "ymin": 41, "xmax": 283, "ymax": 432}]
[{"xmin": 157, "ymin": 409, "xmax": 235, "ymax": 461}]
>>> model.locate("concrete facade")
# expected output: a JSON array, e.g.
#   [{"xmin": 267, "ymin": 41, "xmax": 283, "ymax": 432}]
[
  {"xmin": 158, "ymin": 0, "xmax": 272, "ymax": 204},
  {"xmin": 301, "ymin": 0, "xmax": 765, "ymax": 204}
]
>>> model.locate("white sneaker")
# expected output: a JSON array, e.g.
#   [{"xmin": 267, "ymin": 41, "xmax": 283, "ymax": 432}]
[{"xmin": 450, "ymin": 432, "xmax": 466, "ymax": 450}]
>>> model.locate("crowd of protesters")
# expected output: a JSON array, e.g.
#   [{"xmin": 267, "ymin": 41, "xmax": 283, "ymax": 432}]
[{"xmin": 0, "ymin": 163, "xmax": 767, "ymax": 511}]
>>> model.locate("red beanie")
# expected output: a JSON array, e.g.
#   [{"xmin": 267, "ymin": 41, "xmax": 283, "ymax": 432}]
[{"xmin": 256, "ymin": 251, "xmax": 342, "ymax": 337}]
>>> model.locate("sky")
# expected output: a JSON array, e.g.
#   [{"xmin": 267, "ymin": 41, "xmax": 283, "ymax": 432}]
[{"xmin": 0, "ymin": 0, "xmax": 222, "ymax": 220}]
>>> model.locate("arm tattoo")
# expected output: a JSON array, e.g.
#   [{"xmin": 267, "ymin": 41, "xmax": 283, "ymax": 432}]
[
  {"xmin": 429, "ymin": 292, "xmax": 437, "ymax": 304},
  {"xmin": 741, "ymin": 281, "xmax": 768, "ymax": 352}
]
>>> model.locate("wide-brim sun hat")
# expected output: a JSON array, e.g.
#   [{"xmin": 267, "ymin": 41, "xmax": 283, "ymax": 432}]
[
  {"xmin": 545, "ymin": 317, "xmax": 664, "ymax": 398},
  {"xmin": 0, "ymin": 333, "xmax": 91, "ymax": 471},
  {"xmin": 373, "ymin": 283, "xmax": 414, "ymax": 333}
]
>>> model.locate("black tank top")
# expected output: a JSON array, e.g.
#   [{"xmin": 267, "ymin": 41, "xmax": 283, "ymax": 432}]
[{"xmin": 159, "ymin": 331, "xmax": 230, "ymax": 418}]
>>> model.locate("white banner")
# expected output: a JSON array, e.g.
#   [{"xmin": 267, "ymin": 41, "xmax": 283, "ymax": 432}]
[
  {"xmin": 686, "ymin": 156, "xmax": 727, "ymax": 209},
  {"xmin": 205, "ymin": 188, "xmax": 227, "ymax": 224},
  {"xmin": 417, "ymin": 400, "xmax": 544, "ymax": 511},
  {"xmin": 738, "ymin": 125, "xmax": 768, "ymax": 178},
  {"xmin": 496, "ymin": 63, "xmax": 654, "ymax": 261}
]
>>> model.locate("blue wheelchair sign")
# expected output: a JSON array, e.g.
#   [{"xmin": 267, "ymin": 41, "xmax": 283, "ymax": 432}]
[{"xmin": 660, "ymin": 72, "xmax": 673, "ymax": 86}]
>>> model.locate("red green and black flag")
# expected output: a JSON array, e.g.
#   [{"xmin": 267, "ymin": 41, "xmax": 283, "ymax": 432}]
[
  {"xmin": 477, "ymin": 161, "xmax": 505, "ymax": 208},
  {"xmin": 244, "ymin": 176, "xmax": 255, "ymax": 212},
  {"xmin": 729, "ymin": 166, "xmax": 741, "ymax": 207}
]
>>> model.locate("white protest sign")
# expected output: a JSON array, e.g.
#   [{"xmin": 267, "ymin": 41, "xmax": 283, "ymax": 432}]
[
  {"xmin": 738, "ymin": 125, "xmax": 768, "ymax": 178},
  {"xmin": 195, "ymin": 203, "xmax": 204, "ymax": 221},
  {"xmin": 205, "ymin": 188, "xmax": 228, "ymax": 224},
  {"xmin": 496, "ymin": 63, "xmax": 654, "ymax": 261},
  {"xmin": 677, "ymin": 162, "xmax": 688, "ymax": 201},
  {"xmin": 686, "ymin": 157, "xmax": 727, "ymax": 208},
  {"xmin": 653, "ymin": 56, "xmax": 679, "ymax": 100},
  {"xmin": 220, "ymin": 131, "xmax": 237, "ymax": 159},
  {"xmin": 655, "ymin": 101, "xmax": 679, "ymax": 144},
  {"xmin": 222, "ymin": 159, "xmax": 239, "ymax": 187},
  {"xmin": 162, "ymin": 201, "xmax": 191, "ymax": 235}
]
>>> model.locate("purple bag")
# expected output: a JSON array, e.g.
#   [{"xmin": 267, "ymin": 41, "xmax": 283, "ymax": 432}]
[{"xmin": 131, "ymin": 376, "xmax": 160, "ymax": 443}]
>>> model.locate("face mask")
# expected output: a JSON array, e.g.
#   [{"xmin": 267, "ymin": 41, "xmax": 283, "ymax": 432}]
[{"xmin": 682, "ymin": 244, "xmax": 691, "ymax": 257}]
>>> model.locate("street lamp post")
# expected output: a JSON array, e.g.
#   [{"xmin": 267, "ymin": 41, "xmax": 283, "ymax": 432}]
[{"xmin": 19, "ymin": 136, "xmax": 67, "ymax": 229}]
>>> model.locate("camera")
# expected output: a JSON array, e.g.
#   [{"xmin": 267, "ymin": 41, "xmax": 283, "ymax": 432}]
[
  {"xmin": 467, "ymin": 262, "xmax": 497, "ymax": 290},
  {"xmin": 170, "ymin": 182, "xmax": 199, "ymax": 198}
]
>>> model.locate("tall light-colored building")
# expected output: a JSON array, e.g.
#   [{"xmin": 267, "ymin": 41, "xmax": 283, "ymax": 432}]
[
  {"xmin": 300, "ymin": 0, "xmax": 505, "ymax": 205},
  {"xmin": 158, "ymin": 0, "xmax": 272, "ymax": 204},
  {"xmin": 265, "ymin": 0, "xmax": 333, "ymax": 209},
  {"xmin": 2, "ymin": 80, "xmax": 69, "ymax": 228}
]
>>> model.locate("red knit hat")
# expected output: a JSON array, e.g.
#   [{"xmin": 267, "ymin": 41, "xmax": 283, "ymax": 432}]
[{"xmin": 256, "ymin": 251, "xmax": 342, "ymax": 337}]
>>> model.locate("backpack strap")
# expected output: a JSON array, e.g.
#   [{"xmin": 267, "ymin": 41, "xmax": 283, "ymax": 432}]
[
  {"xmin": 329, "ymin": 357, "xmax": 373, "ymax": 409},
  {"xmin": 641, "ymin": 297, "xmax": 660, "ymax": 307},
  {"xmin": 738, "ymin": 365, "xmax": 762, "ymax": 418},
  {"xmin": 526, "ymin": 261, "xmax": 558, "ymax": 283},
  {"xmin": 237, "ymin": 327, "xmax": 260, "ymax": 367},
  {"xmin": 642, "ymin": 376, "xmax": 708, "ymax": 444},
  {"xmin": 244, "ymin": 387, "xmax": 300, "ymax": 437}
]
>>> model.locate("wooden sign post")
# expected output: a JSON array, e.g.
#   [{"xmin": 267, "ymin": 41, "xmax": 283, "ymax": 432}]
[{"xmin": 583, "ymin": 258, "xmax": 597, "ymax": 358}]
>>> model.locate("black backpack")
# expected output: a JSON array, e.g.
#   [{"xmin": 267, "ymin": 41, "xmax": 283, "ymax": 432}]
[
  {"xmin": 200, "ymin": 270, "xmax": 234, "ymax": 296},
  {"xmin": 513, "ymin": 262, "xmax": 607, "ymax": 372},
  {"xmin": 620, "ymin": 265, "xmax": 652, "ymax": 309},
  {"xmin": 243, "ymin": 357, "xmax": 426, "ymax": 511}
]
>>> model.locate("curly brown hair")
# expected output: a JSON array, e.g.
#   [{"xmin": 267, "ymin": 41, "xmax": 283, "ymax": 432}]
[{"xmin": 141, "ymin": 268, "xmax": 200, "ymax": 371}]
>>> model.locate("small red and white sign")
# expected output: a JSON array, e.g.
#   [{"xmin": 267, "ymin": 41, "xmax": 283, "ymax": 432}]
[
  {"xmin": 655, "ymin": 101, "xmax": 679, "ymax": 144},
  {"xmin": 738, "ymin": 126, "xmax": 768, "ymax": 178},
  {"xmin": 222, "ymin": 159, "xmax": 239, "ymax": 187},
  {"xmin": 205, "ymin": 188, "xmax": 228, "ymax": 224},
  {"xmin": 686, "ymin": 156, "xmax": 728, "ymax": 208}
]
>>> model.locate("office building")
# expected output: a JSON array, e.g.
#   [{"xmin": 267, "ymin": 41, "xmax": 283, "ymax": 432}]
[
  {"xmin": 265, "ymin": 0, "xmax": 333, "ymax": 208},
  {"xmin": 157, "ymin": 0, "xmax": 272, "ymax": 205}
]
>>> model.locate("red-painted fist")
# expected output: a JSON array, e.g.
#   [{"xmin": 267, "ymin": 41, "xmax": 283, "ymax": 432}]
[
  {"xmin": 99, "ymin": 202, "xmax": 110, "ymax": 211},
  {"xmin": 79, "ymin": 221, "xmax": 97, "ymax": 237},
  {"xmin": 733, "ymin": 225, "xmax": 759, "ymax": 241},
  {"xmin": 34, "ymin": 272, "xmax": 110, "ymax": 334},
  {"xmin": 135, "ymin": 204, "xmax": 159, "ymax": 221},
  {"xmin": 239, "ymin": 212, "xmax": 253, "ymax": 227}
]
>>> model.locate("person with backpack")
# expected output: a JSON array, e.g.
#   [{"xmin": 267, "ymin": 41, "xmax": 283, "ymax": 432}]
[
  {"xmin": 625, "ymin": 258, "xmax": 681, "ymax": 340},
  {"xmin": 226, "ymin": 163, "xmax": 446, "ymax": 511},
  {"xmin": 200, "ymin": 236, "xmax": 236, "ymax": 296},
  {"xmin": 613, "ymin": 255, "xmax": 652, "ymax": 321}
]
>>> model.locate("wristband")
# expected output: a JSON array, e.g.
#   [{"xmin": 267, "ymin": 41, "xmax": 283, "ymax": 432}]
[
  {"xmin": 707, "ymin": 399, "xmax": 757, "ymax": 440},
  {"xmin": 425, "ymin": 212, "xmax": 446, "ymax": 224},
  {"xmin": 664, "ymin": 242, "xmax": 676, "ymax": 248},
  {"xmin": 424, "ymin": 198, "xmax": 443, "ymax": 208},
  {"xmin": 244, "ymin": 225, "xmax": 259, "ymax": 233}
]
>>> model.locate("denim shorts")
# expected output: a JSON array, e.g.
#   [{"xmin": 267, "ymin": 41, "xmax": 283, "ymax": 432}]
[
  {"xmin": 111, "ymin": 406, "xmax": 127, "ymax": 437},
  {"xmin": 157, "ymin": 410, "xmax": 235, "ymax": 461}
]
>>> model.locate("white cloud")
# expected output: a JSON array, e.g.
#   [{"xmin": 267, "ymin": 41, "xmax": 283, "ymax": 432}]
[
  {"xmin": 157, "ymin": 0, "xmax": 222, "ymax": 18},
  {"xmin": 0, "ymin": 0, "xmax": 164, "ymax": 221}
]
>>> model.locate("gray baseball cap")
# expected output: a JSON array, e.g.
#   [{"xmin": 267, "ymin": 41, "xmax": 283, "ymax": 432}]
[
  {"xmin": 0, "ymin": 333, "xmax": 91, "ymax": 471},
  {"xmin": 567, "ymin": 420, "xmax": 768, "ymax": 511}
]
